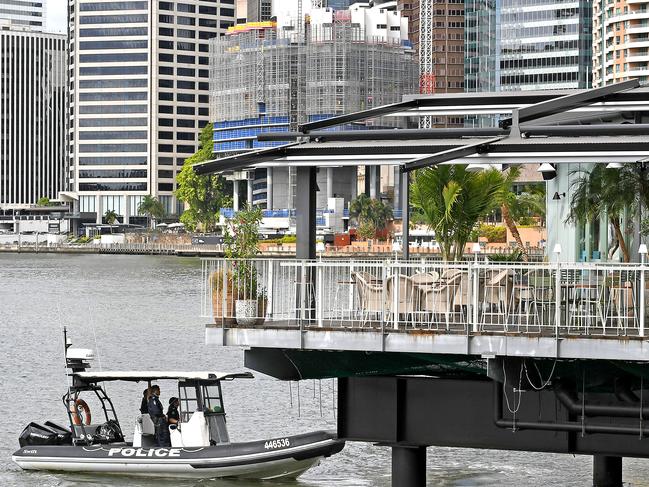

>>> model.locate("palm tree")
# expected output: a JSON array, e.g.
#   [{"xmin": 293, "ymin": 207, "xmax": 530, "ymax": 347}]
[
  {"xmin": 496, "ymin": 166, "xmax": 530, "ymax": 261},
  {"xmin": 567, "ymin": 164, "xmax": 638, "ymax": 262},
  {"xmin": 410, "ymin": 165, "xmax": 505, "ymax": 261},
  {"xmin": 104, "ymin": 210, "xmax": 119, "ymax": 233},
  {"xmin": 349, "ymin": 194, "xmax": 393, "ymax": 238},
  {"xmin": 138, "ymin": 195, "xmax": 166, "ymax": 228}
]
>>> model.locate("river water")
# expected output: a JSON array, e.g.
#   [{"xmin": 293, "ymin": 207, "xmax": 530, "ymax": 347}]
[{"xmin": 1, "ymin": 253, "xmax": 649, "ymax": 486}]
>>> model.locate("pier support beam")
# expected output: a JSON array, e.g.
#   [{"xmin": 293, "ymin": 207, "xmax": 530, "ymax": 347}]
[
  {"xmin": 296, "ymin": 166, "xmax": 316, "ymax": 260},
  {"xmin": 593, "ymin": 455, "xmax": 622, "ymax": 487},
  {"xmin": 392, "ymin": 445, "xmax": 426, "ymax": 487}
]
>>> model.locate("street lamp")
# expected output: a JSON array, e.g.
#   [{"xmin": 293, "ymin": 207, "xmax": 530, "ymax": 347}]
[
  {"xmin": 553, "ymin": 243, "xmax": 562, "ymax": 262},
  {"xmin": 472, "ymin": 242, "xmax": 481, "ymax": 263}
]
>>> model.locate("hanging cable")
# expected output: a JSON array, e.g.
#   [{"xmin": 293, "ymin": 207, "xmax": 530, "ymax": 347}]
[
  {"xmin": 503, "ymin": 360, "xmax": 523, "ymax": 415},
  {"xmin": 523, "ymin": 358, "xmax": 558, "ymax": 391}
]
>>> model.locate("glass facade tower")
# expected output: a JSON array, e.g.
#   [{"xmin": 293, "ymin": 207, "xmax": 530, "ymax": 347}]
[
  {"xmin": 466, "ymin": 0, "xmax": 592, "ymax": 92},
  {"xmin": 0, "ymin": 29, "xmax": 66, "ymax": 206}
]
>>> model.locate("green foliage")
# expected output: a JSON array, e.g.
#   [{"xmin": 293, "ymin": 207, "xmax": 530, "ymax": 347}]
[
  {"xmin": 175, "ymin": 123, "xmax": 231, "ymax": 232},
  {"xmin": 36, "ymin": 197, "xmax": 51, "ymax": 207},
  {"xmin": 358, "ymin": 221, "xmax": 376, "ymax": 240},
  {"xmin": 410, "ymin": 165, "xmax": 507, "ymax": 261},
  {"xmin": 566, "ymin": 164, "xmax": 644, "ymax": 262},
  {"xmin": 512, "ymin": 184, "xmax": 546, "ymax": 225},
  {"xmin": 280, "ymin": 235, "xmax": 297, "ymax": 244},
  {"xmin": 349, "ymin": 194, "xmax": 393, "ymax": 239},
  {"xmin": 72, "ymin": 235, "xmax": 92, "ymax": 244},
  {"xmin": 260, "ymin": 235, "xmax": 297, "ymax": 245},
  {"xmin": 104, "ymin": 210, "xmax": 118, "ymax": 225},
  {"xmin": 470, "ymin": 224, "xmax": 506, "ymax": 243},
  {"xmin": 137, "ymin": 195, "xmax": 166, "ymax": 227},
  {"xmin": 224, "ymin": 205, "xmax": 264, "ymax": 299}
]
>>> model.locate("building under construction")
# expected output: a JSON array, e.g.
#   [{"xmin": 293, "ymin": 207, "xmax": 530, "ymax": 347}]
[{"xmin": 209, "ymin": 4, "xmax": 416, "ymax": 209}]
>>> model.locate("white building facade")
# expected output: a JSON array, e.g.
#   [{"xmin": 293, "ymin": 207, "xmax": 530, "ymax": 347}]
[
  {"xmin": 0, "ymin": 27, "xmax": 66, "ymax": 207},
  {"xmin": 0, "ymin": 0, "xmax": 45, "ymax": 31},
  {"xmin": 69, "ymin": 0, "xmax": 235, "ymax": 225}
]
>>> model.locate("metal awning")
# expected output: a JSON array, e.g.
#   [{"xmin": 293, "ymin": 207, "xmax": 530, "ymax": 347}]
[
  {"xmin": 194, "ymin": 82, "xmax": 649, "ymax": 176},
  {"xmin": 75, "ymin": 371, "xmax": 254, "ymax": 382}
]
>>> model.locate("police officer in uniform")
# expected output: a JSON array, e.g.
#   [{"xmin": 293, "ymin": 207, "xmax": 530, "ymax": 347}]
[
  {"xmin": 147, "ymin": 385, "xmax": 170, "ymax": 447},
  {"xmin": 167, "ymin": 397, "xmax": 180, "ymax": 432}
]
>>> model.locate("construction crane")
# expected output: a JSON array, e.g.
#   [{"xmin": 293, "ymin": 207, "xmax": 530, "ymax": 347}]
[{"xmin": 419, "ymin": 0, "xmax": 434, "ymax": 128}]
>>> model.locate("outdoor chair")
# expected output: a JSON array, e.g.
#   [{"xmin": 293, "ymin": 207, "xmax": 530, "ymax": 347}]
[
  {"xmin": 480, "ymin": 269, "xmax": 512, "ymax": 329},
  {"xmin": 418, "ymin": 271, "xmax": 463, "ymax": 330},
  {"xmin": 385, "ymin": 274, "xmax": 416, "ymax": 326},
  {"xmin": 411, "ymin": 271, "xmax": 441, "ymax": 317},
  {"xmin": 352, "ymin": 271, "xmax": 384, "ymax": 327},
  {"xmin": 508, "ymin": 270, "xmax": 555, "ymax": 332}
]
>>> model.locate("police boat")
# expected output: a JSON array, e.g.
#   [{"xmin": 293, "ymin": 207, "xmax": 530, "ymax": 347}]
[{"xmin": 12, "ymin": 334, "xmax": 344, "ymax": 479}]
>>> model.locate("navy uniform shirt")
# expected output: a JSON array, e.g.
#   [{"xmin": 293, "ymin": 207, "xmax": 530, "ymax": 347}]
[
  {"xmin": 167, "ymin": 404, "xmax": 180, "ymax": 423},
  {"xmin": 147, "ymin": 395, "xmax": 164, "ymax": 418}
]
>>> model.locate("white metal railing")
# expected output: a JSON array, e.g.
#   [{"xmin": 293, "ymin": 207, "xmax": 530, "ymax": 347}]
[{"xmin": 201, "ymin": 258, "xmax": 648, "ymax": 338}]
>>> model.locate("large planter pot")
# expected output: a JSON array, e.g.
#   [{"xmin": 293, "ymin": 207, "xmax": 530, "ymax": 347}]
[
  {"xmin": 235, "ymin": 299, "xmax": 259, "ymax": 326},
  {"xmin": 255, "ymin": 298, "xmax": 268, "ymax": 326},
  {"xmin": 211, "ymin": 271, "xmax": 237, "ymax": 325}
]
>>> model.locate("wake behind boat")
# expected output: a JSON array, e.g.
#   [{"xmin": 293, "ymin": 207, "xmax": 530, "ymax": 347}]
[{"xmin": 12, "ymin": 331, "xmax": 344, "ymax": 479}]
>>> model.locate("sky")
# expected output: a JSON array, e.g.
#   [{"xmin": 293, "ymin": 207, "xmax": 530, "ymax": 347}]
[{"xmin": 46, "ymin": 0, "xmax": 67, "ymax": 34}]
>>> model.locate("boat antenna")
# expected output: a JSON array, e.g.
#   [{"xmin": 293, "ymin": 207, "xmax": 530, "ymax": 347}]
[
  {"xmin": 88, "ymin": 303, "xmax": 103, "ymax": 373},
  {"xmin": 58, "ymin": 305, "xmax": 73, "ymax": 403},
  {"xmin": 88, "ymin": 303, "xmax": 107, "ymax": 394}
]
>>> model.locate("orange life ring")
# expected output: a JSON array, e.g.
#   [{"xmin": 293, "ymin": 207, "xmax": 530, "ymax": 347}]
[{"xmin": 70, "ymin": 399, "xmax": 92, "ymax": 426}]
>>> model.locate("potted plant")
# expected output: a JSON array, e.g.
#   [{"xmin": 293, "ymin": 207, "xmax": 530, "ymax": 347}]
[{"xmin": 221, "ymin": 205, "xmax": 266, "ymax": 326}]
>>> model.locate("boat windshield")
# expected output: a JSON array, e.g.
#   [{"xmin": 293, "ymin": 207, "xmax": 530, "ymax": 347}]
[{"xmin": 178, "ymin": 380, "xmax": 225, "ymax": 421}]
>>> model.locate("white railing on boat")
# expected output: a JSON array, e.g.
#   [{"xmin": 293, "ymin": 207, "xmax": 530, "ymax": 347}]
[{"xmin": 201, "ymin": 258, "xmax": 648, "ymax": 338}]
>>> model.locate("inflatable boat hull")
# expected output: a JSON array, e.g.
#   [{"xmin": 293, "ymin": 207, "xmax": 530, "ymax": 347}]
[{"xmin": 12, "ymin": 431, "xmax": 344, "ymax": 480}]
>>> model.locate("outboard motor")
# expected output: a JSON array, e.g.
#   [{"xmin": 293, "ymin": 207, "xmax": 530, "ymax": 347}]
[
  {"xmin": 44, "ymin": 421, "xmax": 72, "ymax": 445},
  {"xmin": 19, "ymin": 423, "xmax": 60, "ymax": 447}
]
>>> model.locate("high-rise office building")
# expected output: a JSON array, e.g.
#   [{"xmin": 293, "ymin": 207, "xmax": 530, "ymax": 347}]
[
  {"xmin": 466, "ymin": 0, "xmax": 592, "ymax": 92},
  {"xmin": 235, "ymin": 0, "xmax": 271, "ymax": 22},
  {"xmin": 0, "ymin": 27, "xmax": 66, "ymax": 206},
  {"xmin": 398, "ymin": 0, "xmax": 464, "ymax": 127},
  {"xmin": 69, "ymin": 0, "xmax": 236, "ymax": 225},
  {"xmin": 0, "ymin": 0, "xmax": 44, "ymax": 31},
  {"xmin": 593, "ymin": 0, "xmax": 649, "ymax": 87}
]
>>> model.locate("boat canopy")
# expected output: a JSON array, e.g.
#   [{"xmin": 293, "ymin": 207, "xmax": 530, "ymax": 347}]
[{"xmin": 74, "ymin": 371, "xmax": 254, "ymax": 382}]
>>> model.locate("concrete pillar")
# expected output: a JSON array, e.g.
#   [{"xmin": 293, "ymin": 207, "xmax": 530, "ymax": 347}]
[
  {"xmin": 593, "ymin": 455, "xmax": 622, "ymax": 487},
  {"xmin": 296, "ymin": 167, "xmax": 316, "ymax": 260},
  {"xmin": 392, "ymin": 446, "xmax": 426, "ymax": 487},
  {"xmin": 370, "ymin": 167, "xmax": 378, "ymax": 199},
  {"xmin": 364, "ymin": 165, "xmax": 371, "ymax": 196},
  {"xmin": 123, "ymin": 196, "xmax": 130, "ymax": 225},
  {"xmin": 326, "ymin": 167, "xmax": 334, "ymax": 200},
  {"xmin": 247, "ymin": 178, "xmax": 254, "ymax": 207},
  {"xmin": 267, "ymin": 168, "xmax": 274, "ymax": 209},
  {"xmin": 351, "ymin": 167, "xmax": 358, "ymax": 201},
  {"xmin": 233, "ymin": 181, "xmax": 240, "ymax": 211},
  {"xmin": 393, "ymin": 166, "xmax": 401, "ymax": 211},
  {"xmin": 95, "ymin": 195, "xmax": 103, "ymax": 224}
]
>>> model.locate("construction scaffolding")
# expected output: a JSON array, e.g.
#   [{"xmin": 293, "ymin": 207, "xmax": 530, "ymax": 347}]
[{"xmin": 209, "ymin": 18, "xmax": 416, "ymax": 126}]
